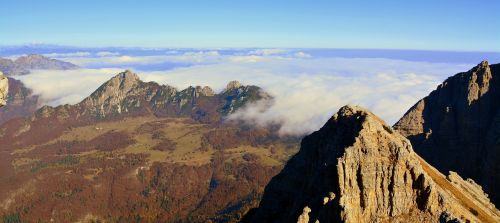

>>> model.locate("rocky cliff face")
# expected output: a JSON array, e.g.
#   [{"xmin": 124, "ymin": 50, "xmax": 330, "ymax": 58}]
[
  {"xmin": 0, "ymin": 54, "xmax": 78, "ymax": 76},
  {"xmin": 0, "ymin": 72, "xmax": 7, "ymax": 107},
  {"xmin": 244, "ymin": 105, "xmax": 500, "ymax": 223},
  {"xmin": 394, "ymin": 61, "xmax": 500, "ymax": 206}
]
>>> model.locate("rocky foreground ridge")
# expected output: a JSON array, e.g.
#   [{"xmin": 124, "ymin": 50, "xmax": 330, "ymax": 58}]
[
  {"xmin": 394, "ymin": 61, "xmax": 500, "ymax": 205},
  {"xmin": 243, "ymin": 105, "xmax": 500, "ymax": 223}
]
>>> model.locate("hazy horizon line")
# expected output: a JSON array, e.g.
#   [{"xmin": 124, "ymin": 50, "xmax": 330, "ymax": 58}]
[{"xmin": 1, "ymin": 44, "xmax": 499, "ymax": 54}]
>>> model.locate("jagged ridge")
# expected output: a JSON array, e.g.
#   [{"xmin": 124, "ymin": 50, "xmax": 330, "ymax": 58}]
[
  {"xmin": 394, "ymin": 61, "xmax": 500, "ymax": 206},
  {"xmin": 73, "ymin": 70, "xmax": 270, "ymax": 121}
]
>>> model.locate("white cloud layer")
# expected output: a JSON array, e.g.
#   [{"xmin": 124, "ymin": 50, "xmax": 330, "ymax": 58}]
[
  {"xmin": 43, "ymin": 52, "xmax": 92, "ymax": 58},
  {"xmin": 59, "ymin": 53, "xmax": 223, "ymax": 67},
  {"xmin": 18, "ymin": 54, "xmax": 472, "ymax": 136},
  {"xmin": 17, "ymin": 68, "xmax": 122, "ymax": 106},
  {"xmin": 95, "ymin": 51, "xmax": 120, "ymax": 57}
]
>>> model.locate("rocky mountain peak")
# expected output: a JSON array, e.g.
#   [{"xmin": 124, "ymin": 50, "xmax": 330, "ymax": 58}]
[
  {"xmin": 114, "ymin": 69, "xmax": 140, "ymax": 84},
  {"xmin": 246, "ymin": 105, "xmax": 500, "ymax": 223},
  {"xmin": 98, "ymin": 70, "xmax": 141, "ymax": 95},
  {"xmin": 475, "ymin": 60, "xmax": 489, "ymax": 70},
  {"xmin": 0, "ymin": 71, "xmax": 7, "ymax": 107},
  {"xmin": 335, "ymin": 105, "xmax": 387, "ymax": 127},
  {"xmin": 226, "ymin": 80, "xmax": 242, "ymax": 91},
  {"xmin": 394, "ymin": 61, "xmax": 500, "ymax": 206},
  {"xmin": 80, "ymin": 70, "xmax": 143, "ymax": 117},
  {"xmin": 464, "ymin": 60, "xmax": 492, "ymax": 104}
]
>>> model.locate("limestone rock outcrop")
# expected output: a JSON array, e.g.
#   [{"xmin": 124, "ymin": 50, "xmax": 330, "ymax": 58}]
[
  {"xmin": 81, "ymin": 70, "xmax": 142, "ymax": 116},
  {"xmin": 0, "ymin": 71, "xmax": 8, "ymax": 107},
  {"xmin": 244, "ymin": 105, "xmax": 500, "ymax": 223},
  {"xmin": 394, "ymin": 61, "xmax": 500, "ymax": 205}
]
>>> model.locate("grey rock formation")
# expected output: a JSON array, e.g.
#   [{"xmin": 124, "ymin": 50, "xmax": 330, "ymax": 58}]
[
  {"xmin": 245, "ymin": 105, "xmax": 500, "ymax": 223},
  {"xmin": 0, "ymin": 71, "xmax": 8, "ymax": 107},
  {"xmin": 394, "ymin": 61, "xmax": 500, "ymax": 205},
  {"xmin": 81, "ymin": 70, "xmax": 141, "ymax": 116}
]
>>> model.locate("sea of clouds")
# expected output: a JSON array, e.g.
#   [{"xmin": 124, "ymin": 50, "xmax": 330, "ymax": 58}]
[{"xmin": 16, "ymin": 49, "xmax": 472, "ymax": 135}]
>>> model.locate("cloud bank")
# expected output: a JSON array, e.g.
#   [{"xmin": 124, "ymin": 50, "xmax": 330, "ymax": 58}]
[
  {"xmin": 17, "ymin": 68, "xmax": 121, "ymax": 106},
  {"xmin": 18, "ymin": 52, "xmax": 472, "ymax": 135}
]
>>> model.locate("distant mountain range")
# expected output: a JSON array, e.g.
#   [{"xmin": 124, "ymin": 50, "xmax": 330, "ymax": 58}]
[
  {"xmin": 1, "ymin": 45, "xmax": 499, "ymax": 64},
  {"xmin": 0, "ymin": 54, "xmax": 78, "ymax": 76}
]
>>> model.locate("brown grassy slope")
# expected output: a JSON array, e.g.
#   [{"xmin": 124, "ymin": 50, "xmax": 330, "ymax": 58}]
[{"xmin": 0, "ymin": 116, "xmax": 299, "ymax": 222}]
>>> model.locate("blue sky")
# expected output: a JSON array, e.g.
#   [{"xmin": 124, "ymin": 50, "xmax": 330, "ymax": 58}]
[{"xmin": 1, "ymin": 0, "xmax": 499, "ymax": 51}]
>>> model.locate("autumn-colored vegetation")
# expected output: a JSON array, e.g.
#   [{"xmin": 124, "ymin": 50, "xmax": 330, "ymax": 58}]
[{"xmin": 0, "ymin": 115, "xmax": 299, "ymax": 222}]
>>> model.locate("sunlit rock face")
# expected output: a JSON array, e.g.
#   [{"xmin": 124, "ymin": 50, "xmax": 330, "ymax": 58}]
[
  {"xmin": 243, "ymin": 105, "xmax": 500, "ymax": 223},
  {"xmin": 0, "ymin": 71, "xmax": 8, "ymax": 107}
]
